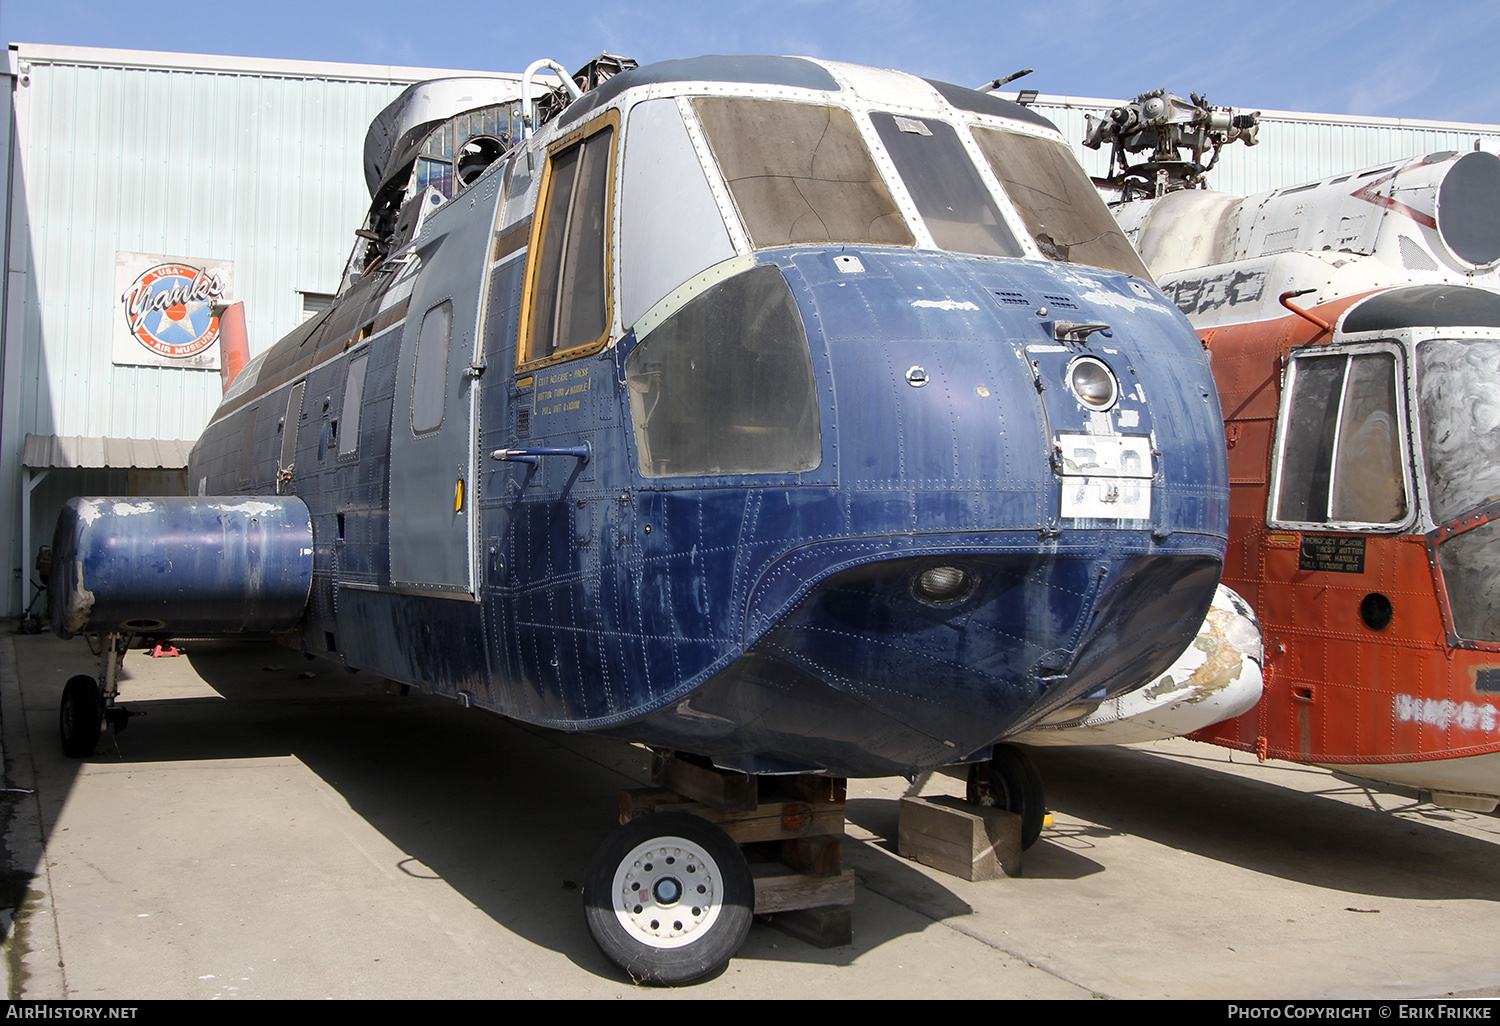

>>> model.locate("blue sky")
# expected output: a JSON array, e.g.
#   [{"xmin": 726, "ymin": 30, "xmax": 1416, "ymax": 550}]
[{"xmin": 5, "ymin": 0, "xmax": 1499, "ymax": 124}]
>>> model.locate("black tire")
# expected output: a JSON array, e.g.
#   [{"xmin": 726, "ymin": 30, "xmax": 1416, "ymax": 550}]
[
  {"xmin": 967, "ymin": 743, "xmax": 1046, "ymax": 850},
  {"xmin": 60, "ymin": 674, "xmax": 103, "ymax": 758},
  {"xmin": 584, "ymin": 812, "xmax": 753, "ymax": 986}
]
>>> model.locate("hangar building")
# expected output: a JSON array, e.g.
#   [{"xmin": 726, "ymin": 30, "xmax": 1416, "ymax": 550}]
[{"xmin": 0, "ymin": 43, "xmax": 520, "ymax": 614}]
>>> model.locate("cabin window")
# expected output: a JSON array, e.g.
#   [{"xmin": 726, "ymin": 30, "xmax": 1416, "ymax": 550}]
[
  {"xmin": 970, "ymin": 128, "xmax": 1151, "ymax": 279},
  {"xmin": 1271, "ymin": 349, "xmax": 1409, "ymax": 528},
  {"xmin": 626, "ymin": 265, "xmax": 820, "ymax": 477},
  {"xmin": 412, "ymin": 300, "xmax": 452, "ymax": 435},
  {"xmin": 693, "ymin": 98, "xmax": 912, "ymax": 249},
  {"xmin": 519, "ymin": 116, "xmax": 616, "ymax": 370},
  {"xmin": 870, "ymin": 113, "xmax": 1020, "ymax": 258},
  {"xmin": 1417, "ymin": 338, "xmax": 1500, "ymax": 524},
  {"xmin": 339, "ymin": 351, "xmax": 369, "ymax": 458}
]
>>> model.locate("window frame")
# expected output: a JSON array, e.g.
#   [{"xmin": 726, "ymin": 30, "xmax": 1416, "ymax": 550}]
[
  {"xmin": 515, "ymin": 110, "xmax": 620, "ymax": 374},
  {"xmin": 337, "ymin": 347, "xmax": 370, "ymax": 460},
  {"xmin": 868, "ymin": 110, "xmax": 1021, "ymax": 259},
  {"xmin": 1267, "ymin": 340, "xmax": 1416, "ymax": 533},
  {"xmin": 411, "ymin": 298, "xmax": 454, "ymax": 438},
  {"xmin": 691, "ymin": 96, "xmax": 915, "ymax": 252},
  {"xmin": 968, "ymin": 124, "xmax": 1152, "ymax": 279}
]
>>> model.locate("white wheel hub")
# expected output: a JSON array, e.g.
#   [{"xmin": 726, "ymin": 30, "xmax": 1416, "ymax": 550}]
[{"xmin": 611, "ymin": 834, "xmax": 723, "ymax": 949}]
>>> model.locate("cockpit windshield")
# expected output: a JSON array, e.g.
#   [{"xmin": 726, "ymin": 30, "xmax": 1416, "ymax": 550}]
[
  {"xmin": 691, "ymin": 96, "xmax": 1145, "ymax": 273},
  {"xmin": 1419, "ymin": 337, "xmax": 1500, "ymax": 644},
  {"xmin": 693, "ymin": 98, "xmax": 913, "ymax": 248},
  {"xmin": 971, "ymin": 128, "xmax": 1151, "ymax": 279},
  {"xmin": 1418, "ymin": 337, "xmax": 1500, "ymax": 523},
  {"xmin": 869, "ymin": 112, "xmax": 1020, "ymax": 258}
]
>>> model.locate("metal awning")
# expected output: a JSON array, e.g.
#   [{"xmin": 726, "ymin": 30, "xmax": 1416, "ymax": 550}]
[
  {"xmin": 22, "ymin": 434, "xmax": 195, "ymax": 470},
  {"xmin": 18, "ymin": 435, "xmax": 197, "ymax": 586}
]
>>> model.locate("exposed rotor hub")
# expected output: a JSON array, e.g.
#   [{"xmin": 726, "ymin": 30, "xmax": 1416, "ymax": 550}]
[{"xmin": 1085, "ymin": 88, "xmax": 1259, "ymax": 199}]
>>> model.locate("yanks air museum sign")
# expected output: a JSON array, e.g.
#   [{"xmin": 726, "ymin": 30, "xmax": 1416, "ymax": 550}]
[{"xmin": 113, "ymin": 251, "xmax": 233, "ymax": 370}]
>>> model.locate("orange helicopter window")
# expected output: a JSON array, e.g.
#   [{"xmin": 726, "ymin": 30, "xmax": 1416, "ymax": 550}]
[{"xmin": 1273, "ymin": 350, "xmax": 1408, "ymax": 527}]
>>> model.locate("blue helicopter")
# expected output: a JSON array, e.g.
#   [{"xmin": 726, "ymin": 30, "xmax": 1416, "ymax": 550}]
[{"xmin": 48, "ymin": 54, "xmax": 1229, "ymax": 983}]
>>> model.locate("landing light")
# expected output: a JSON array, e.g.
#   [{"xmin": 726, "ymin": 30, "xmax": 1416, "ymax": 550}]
[
  {"xmin": 1068, "ymin": 356, "xmax": 1119, "ymax": 411},
  {"xmin": 914, "ymin": 566, "xmax": 973, "ymax": 605}
]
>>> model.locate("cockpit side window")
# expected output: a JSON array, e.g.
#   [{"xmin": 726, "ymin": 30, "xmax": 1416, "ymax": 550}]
[
  {"xmin": 626, "ymin": 265, "xmax": 820, "ymax": 477},
  {"xmin": 1271, "ymin": 349, "xmax": 1409, "ymax": 528},
  {"xmin": 618, "ymin": 98, "xmax": 737, "ymax": 330},
  {"xmin": 693, "ymin": 98, "xmax": 913, "ymax": 249},
  {"xmin": 870, "ymin": 113, "xmax": 1020, "ymax": 258},
  {"xmin": 970, "ymin": 127, "xmax": 1151, "ymax": 279},
  {"xmin": 518, "ymin": 113, "xmax": 618, "ymax": 371}
]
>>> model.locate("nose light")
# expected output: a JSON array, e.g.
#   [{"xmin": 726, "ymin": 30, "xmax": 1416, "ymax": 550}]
[
  {"xmin": 1068, "ymin": 356, "xmax": 1119, "ymax": 411},
  {"xmin": 914, "ymin": 565, "xmax": 974, "ymax": 605}
]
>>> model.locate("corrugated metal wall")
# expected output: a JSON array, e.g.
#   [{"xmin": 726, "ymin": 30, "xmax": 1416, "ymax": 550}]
[
  {"xmin": 0, "ymin": 45, "xmax": 517, "ymax": 611},
  {"xmin": 10, "ymin": 52, "xmax": 421, "ymax": 442},
  {"xmin": 1032, "ymin": 95, "xmax": 1500, "ymax": 195}
]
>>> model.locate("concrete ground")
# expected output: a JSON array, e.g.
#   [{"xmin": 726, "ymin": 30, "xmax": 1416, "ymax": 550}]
[{"xmin": 1, "ymin": 620, "xmax": 1497, "ymax": 1000}]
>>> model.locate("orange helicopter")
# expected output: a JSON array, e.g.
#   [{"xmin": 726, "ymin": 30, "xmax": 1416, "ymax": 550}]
[{"xmin": 1100, "ymin": 90, "xmax": 1500, "ymax": 810}]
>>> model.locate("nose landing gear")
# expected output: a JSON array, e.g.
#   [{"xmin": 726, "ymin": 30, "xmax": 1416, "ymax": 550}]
[{"xmin": 966, "ymin": 743, "xmax": 1046, "ymax": 850}]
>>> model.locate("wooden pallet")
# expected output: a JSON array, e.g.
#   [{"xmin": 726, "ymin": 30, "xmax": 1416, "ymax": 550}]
[{"xmin": 619, "ymin": 755, "xmax": 855, "ymax": 947}]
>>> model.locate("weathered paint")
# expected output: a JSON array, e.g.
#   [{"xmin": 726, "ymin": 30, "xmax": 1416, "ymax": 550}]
[
  {"xmin": 51, "ymin": 56, "xmax": 1231, "ymax": 779},
  {"xmin": 1014, "ymin": 584, "xmax": 1263, "ymax": 746},
  {"xmin": 49, "ymin": 496, "xmax": 314, "ymax": 637}
]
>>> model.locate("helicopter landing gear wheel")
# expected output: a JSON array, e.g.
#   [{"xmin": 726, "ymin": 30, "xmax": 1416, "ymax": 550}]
[
  {"xmin": 59, "ymin": 674, "xmax": 104, "ymax": 758},
  {"xmin": 967, "ymin": 743, "xmax": 1045, "ymax": 850},
  {"xmin": 584, "ymin": 812, "xmax": 753, "ymax": 985}
]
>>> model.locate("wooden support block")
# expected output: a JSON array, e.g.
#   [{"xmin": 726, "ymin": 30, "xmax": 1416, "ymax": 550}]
[
  {"xmin": 750, "ymin": 863, "xmax": 856, "ymax": 914},
  {"xmin": 618, "ymin": 786, "xmax": 683, "ymax": 824},
  {"xmin": 780, "ymin": 834, "xmax": 842, "ymax": 877},
  {"xmin": 765, "ymin": 904, "xmax": 853, "ymax": 949},
  {"xmin": 706, "ymin": 802, "xmax": 846, "ymax": 845},
  {"xmin": 617, "ymin": 778, "xmax": 855, "ymax": 948},
  {"xmin": 897, "ymin": 795, "xmax": 1022, "ymax": 881},
  {"xmin": 652, "ymin": 754, "xmax": 758, "ymax": 813},
  {"xmin": 619, "ymin": 788, "xmax": 847, "ymax": 846},
  {"xmin": 761, "ymin": 775, "xmax": 846, "ymax": 807}
]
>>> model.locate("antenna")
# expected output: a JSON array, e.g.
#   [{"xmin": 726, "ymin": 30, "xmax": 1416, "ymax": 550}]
[{"xmin": 977, "ymin": 68, "xmax": 1033, "ymax": 92}]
